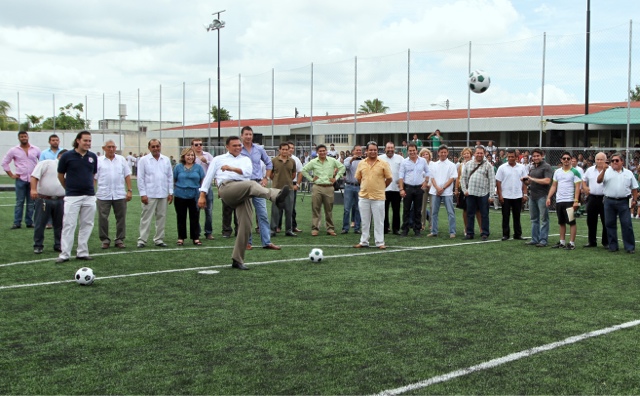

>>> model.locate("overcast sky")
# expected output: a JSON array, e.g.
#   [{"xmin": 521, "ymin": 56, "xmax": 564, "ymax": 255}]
[{"xmin": 0, "ymin": 0, "xmax": 638, "ymax": 127}]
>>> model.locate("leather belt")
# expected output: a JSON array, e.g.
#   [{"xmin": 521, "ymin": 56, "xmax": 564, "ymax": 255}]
[
  {"xmin": 345, "ymin": 182, "xmax": 359, "ymax": 186},
  {"xmin": 38, "ymin": 194, "xmax": 62, "ymax": 200},
  {"xmin": 404, "ymin": 184, "xmax": 422, "ymax": 188},
  {"xmin": 315, "ymin": 184, "xmax": 334, "ymax": 187},
  {"xmin": 252, "ymin": 179, "xmax": 263, "ymax": 182},
  {"xmin": 605, "ymin": 195, "xmax": 631, "ymax": 201}
]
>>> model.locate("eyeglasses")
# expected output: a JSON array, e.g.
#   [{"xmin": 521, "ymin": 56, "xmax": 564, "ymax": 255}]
[
  {"xmin": 561, "ymin": 157, "xmax": 571, "ymax": 160},
  {"xmin": 193, "ymin": 143, "xmax": 203, "ymax": 146},
  {"xmin": 611, "ymin": 159, "xmax": 621, "ymax": 163}
]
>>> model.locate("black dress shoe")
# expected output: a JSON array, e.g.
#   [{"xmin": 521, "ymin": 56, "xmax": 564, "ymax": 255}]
[
  {"xmin": 76, "ymin": 256, "xmax": 94, "ymax": 261},
  {"xmin": 501, "ymin": 236, "xmax": 509, "ymax": 241},
  {"xmin": 10, "ymin": 224, "xmax": 20, "ymax": 229},
  {"xmin": 34, "ymin": 247, "xmax": 43, "ymax": 254},
  {"xmin": 285, "ymin": 231, "xmax": 297, "ymax": 237},
  {"xmin": 513, "ymin": 236, "xmax": 525, "ymax": 240},
  {"xmin": 26, "ymin": 224, "xmax": 34, "ymax": 228},
  {"xmin": 583, "ymin": 244, "xmax": 597, "ymax": 248},
  {"xmin": 155, "ymin": 242, "xmax": 168, "ymax": 247},
  {"xmin": 464, "ymin": 235, "xmax": 474, "ymax": 240},
  {"xmin": 232, "ymin": 260, "xmax": 250, "ymax": 270},
  {"xmin": 392, "ymin": 231, "xmax": 401, "ymax": 236}
]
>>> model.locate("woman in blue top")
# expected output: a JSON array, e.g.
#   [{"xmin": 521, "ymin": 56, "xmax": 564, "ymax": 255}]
[{"xmin": 173, "ymin": 147, "xmax": 205, "ymax": 245}]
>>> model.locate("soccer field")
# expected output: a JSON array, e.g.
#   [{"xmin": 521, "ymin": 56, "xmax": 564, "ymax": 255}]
[{"xmin": 1, "ymin": 186, "xmax": 640, "ymax": 395}]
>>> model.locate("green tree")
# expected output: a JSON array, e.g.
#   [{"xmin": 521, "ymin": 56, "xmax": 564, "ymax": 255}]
[
  {"xmin": 0, "ymin": 100, "xmax": 18, "ymax": 130},
  {"xmin": 41, "ymin": 103, "xmax": 90, "ymax": 130},
  {"xmin": 630, "ymin": 84, "xmax": 640, "ymax": 101},
  {"xmin": 209, "ymin": 105, "xmax": 232, "ymax": 122},
  {"xmin": 358, "ymin": 98, "xmax": 389, "ymax": 114},
  {"xmin": 25, "ymin": 114, "xmax": 44, "ymax": 130}
]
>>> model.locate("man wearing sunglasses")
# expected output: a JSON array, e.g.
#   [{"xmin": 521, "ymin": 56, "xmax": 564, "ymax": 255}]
[
  {"xmin": 546, "ymin": 151, "xmax": 582, "ymax": 250},
  {"xmin": 597, "ymin": 153, "xmax": 638, "ymax": 254}
]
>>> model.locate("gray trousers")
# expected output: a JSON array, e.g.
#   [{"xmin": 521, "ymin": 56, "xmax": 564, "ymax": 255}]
[
  {"xmin": 218, "ymin": 180, "xmax": 281, "ymax": 264},
  {"xmin": 97, "ymin": 198, "xmax": 127, "ymax": 244},
  {"xmin": 271, "ymin": 189, "xmax": 294, "ymax": 233}
]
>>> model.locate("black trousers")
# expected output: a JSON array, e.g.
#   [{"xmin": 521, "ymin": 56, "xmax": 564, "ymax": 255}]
[
  {"xmin": 586, "ymin": 194, "xmax": 608, "ymax": 246},
  {"xmin": 384, "ymin": 191, "xmax": 401, "ymax": 233},
  {"xmin": 401, "ymin": 185, "xmax": 424, "ymax": 232},
  {"xmin": 501, "ymin": 198, "xmax": 523, "ymax": 238},
  {"xmin": 174, "ymin": 196, "xmax": 200, "ymax": 240},
  {"xmin": 222, "ymin": 201, "xmax": 238, "ymax": 236}
]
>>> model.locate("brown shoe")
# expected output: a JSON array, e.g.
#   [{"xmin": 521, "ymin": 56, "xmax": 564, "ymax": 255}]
[
  {"xmin": 353, "ymin": 243, "xmax": 369, "ymax": 248},
  {"xmin": 263, "ymin": 243, "xmax": 281, "ymax": 250},
  {"xmin": 206, "ymin": 234, "xmax": 214, "ymax": 240},
  {"xmin": 115, "ymin": 242, "xmax": 126, "ymax": 249},
  {"xmin": 378, "ymin": 245, "xmax": 387, "ymax": 250},
  {"xmin": 294, "ymin": 228, "xmax": 303, "ymax": 233},
  {"xmin": 311, "ymin": 230, "xmax": 319, "ymax": 236},
  {"xmin": 101, "ymin": 243, "xmax": 110, "ymax": 249},
  {"xmin": 246, "ymin": 244, "xmax": 253, "ymax": 250},
  {"xmin": 327, "ymin": 231, "xmax": 337, "ymax": 236}
]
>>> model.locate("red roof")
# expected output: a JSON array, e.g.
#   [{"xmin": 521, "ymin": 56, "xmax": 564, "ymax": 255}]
[{"xmin": 163, "ymin": 102, "xmax": 640, "ymax": 130}]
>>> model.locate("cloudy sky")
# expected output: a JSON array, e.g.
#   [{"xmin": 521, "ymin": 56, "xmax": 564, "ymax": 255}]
[{"xmin": 0, "ymin": 0, "xmax": 638, "ymax": 127}]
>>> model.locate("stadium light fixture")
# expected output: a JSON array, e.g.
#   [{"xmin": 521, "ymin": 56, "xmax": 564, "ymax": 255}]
[
  {"xmin": 430, "ymin": 99, "xmax": 450, "ymax": 110},
  {"xmin": 206, "ymin": 10, "xmax": 226, "ymax": 154}
]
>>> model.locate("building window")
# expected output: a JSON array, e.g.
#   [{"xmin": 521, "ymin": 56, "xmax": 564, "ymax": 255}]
[{"xmin": 324, "ymin": 134, "xmax": 348, "ymax": 144}]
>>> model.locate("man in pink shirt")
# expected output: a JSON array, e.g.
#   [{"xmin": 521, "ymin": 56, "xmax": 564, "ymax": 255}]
[{"xmin": 2, "ymin": 131, "xmax": 41, "ymax": 229}]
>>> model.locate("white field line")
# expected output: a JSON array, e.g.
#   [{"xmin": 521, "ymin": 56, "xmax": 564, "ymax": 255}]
[
  {"xmin": 0, "ymin": 240, "xmax": 500, "ymax": 290},
  {"xmin": 375, "ymin": 319, "xmax": 640, "ymax": 395}
]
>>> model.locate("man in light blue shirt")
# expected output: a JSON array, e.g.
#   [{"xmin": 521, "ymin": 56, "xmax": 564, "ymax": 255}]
[
  {"xmin": 398, "ymin": 143, "xmax": 430, "ymax": 237},
  {"xmin": 39, "ymin": 134, "xmax": 61, "ymax": 161},
  {"xmin": 240, "ymin": 126, "xmax": 280, "ymax": 250}
]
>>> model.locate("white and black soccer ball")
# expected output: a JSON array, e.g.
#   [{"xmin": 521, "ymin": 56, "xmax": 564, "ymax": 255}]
[
  {"xmin": 309, "ymin": 248, "xmax": 324, "ymax": 263},
  {"xmin": 75, "ymin": 267, "xmax": 95, "ymax": 286},
  {"xmin": 468, "ymin": 70, "xmax": 491, "ymax": 94}
]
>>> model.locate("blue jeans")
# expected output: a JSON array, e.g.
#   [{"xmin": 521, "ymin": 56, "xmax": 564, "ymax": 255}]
[
  {"xmin": 604, "ymin": 198, "xmax": 635, "ymax": 252},
  {"xmin": 431, "ymin": 194, "xmax": 456, "ymax": 235},
  {"xmin": 342, "ymin": 184, "xmax": 361, "ymax": 232},
  {"xmin": 248, "ymin": 196, "xmax": 271, "ymax": 246},
  {"xmin": 14, "ymin": 179, "xmax": 34, "ymax": 227},
  {"xmin": 466, "ymin": 194, "xmax": 490, "ymax": 237},
  {"xmin": 529, "ymin": 196, "xmax": 549, "ymax": 245}
]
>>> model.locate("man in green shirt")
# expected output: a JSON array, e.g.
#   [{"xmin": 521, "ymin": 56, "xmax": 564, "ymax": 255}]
[{"xmin": 301, "ymin": 144, "xmax": 346, "ymax": 236}]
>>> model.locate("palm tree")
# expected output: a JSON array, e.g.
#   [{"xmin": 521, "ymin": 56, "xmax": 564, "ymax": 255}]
[
  {"xmin": 0, "ymin": 100, "xmax": 18, "ymax": 130},
  {"xmin": 358, "ymin": 98, "xmax": 389, "ymax": 114},
  {"xmin": 26, "ymin": 114, "xmax": 43, "ymax": 130},
  {"xmin": 631, "ymin": 85, "xmax": 640, "ymax": 101}
]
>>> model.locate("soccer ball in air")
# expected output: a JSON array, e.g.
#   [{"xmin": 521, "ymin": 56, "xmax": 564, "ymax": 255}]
[
  {"xmin": 468, "ymin": 70, "xmax": 491, "ymax": 93},
  {"xmin": 309, "ymin": 248, "xmax": 324, "ymax": 263},
  {"xmin": 75, "ymin": 267, "xmax": 95, "ymax": 286}
]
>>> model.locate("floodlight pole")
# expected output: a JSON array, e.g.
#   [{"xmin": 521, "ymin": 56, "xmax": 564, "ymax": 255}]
[{"xmin": 207, "ymin": 10, "xmax": 226, "ymax": 154}]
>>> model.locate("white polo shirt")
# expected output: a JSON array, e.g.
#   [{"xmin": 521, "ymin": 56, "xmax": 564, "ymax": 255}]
[
  {"xmin": 495, "ymin": 161, "xmax": 527, "ymax": 199},
  {"xmin": 582, "ymin": 166, "xmax": 605, "ymax": 196},
  {"xmin": 31, "ymin": 159, "xmax": 65, "ymax": 197},
  {"xmin": 602, "ymin": 167, "xmax": 638, "ymax": 198},
  {"xmin": 553, "ymin": 168, "xmax": 582, "ymax": 203},
  {"xmin": 380, "ymin": 153, "xmax": 404, "ymax": 192},
  {"xmin": 429, "ymin": 159, "xmax": 458, "ymax": 196}
]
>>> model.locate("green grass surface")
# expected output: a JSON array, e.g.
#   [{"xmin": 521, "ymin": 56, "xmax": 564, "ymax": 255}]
[{"xmin": 1, "ymin": 185, "xmax": 640, "ymax": 394}]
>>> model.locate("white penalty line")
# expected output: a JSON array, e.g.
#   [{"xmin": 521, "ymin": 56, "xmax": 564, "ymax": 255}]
[{"xmin": 375, "ymin": 318, "xmax": 640, "ymax": 396}]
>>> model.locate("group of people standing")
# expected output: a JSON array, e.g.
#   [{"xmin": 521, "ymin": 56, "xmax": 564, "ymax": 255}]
[{"xmin": 3, "ymin": 128, "xmax": 638, "ymax": 270}]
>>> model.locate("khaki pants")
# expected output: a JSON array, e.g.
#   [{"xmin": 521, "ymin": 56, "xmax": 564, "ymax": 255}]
[
  {"xmin": 311, "ymin": 185, "xmax": 335, "ymax": 232},
  {"xmin": 218, "ymin": 180, "xmax": 280, "ymax": 264},
  {"xmin": 138, "ymin": 198, "xmax": 168, "ymax": 245}
]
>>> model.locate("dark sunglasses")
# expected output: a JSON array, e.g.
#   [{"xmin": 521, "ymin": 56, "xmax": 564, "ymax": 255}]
[
  {"xmin": 561, "ymin": 157, "xmax": 571, "ymax": 160},
  {"xmin": 193, "ymin": 143, "xmax": 203, "ymax": 146},
  {"xmin": 611, "ymin": 159, "xmax": 621, "ymax": 163}
]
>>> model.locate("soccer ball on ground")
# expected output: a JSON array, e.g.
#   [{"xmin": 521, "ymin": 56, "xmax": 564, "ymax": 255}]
[
  {"xmin": 309, "ymin": 248, "xmax": 324, "ymax": 263},
  {"xmin": 75, "ymin": 267, "xmax": 95, "ymax": 286},
  {"xmin": 468, "ymin": 70, "xmax": 491, "ymax": 94}
]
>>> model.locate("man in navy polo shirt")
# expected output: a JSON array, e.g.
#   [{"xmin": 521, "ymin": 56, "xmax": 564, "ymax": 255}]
[{"xmin": 56, "ymin": 131, "xmax": 98, "ymax": 263}]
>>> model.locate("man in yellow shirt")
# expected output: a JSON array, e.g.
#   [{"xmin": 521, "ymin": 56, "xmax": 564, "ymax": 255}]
[
  {"xmin": 301, "ymin": 144, "xmax": 346, "ymax": 236},
  {"xmin": 353, "ymin": 141, "xmax": 392, "ymax": 249}
]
